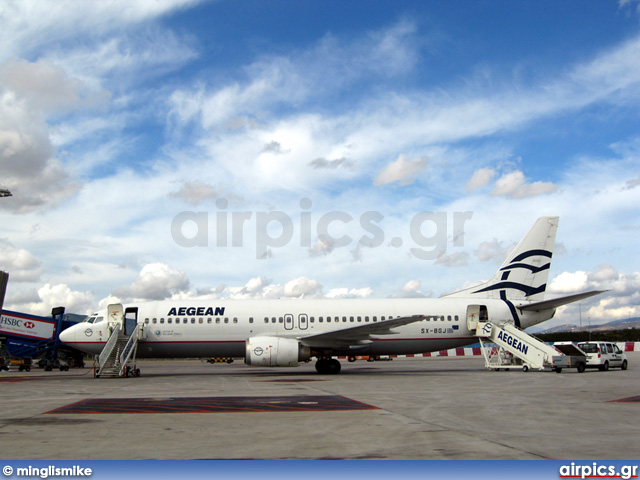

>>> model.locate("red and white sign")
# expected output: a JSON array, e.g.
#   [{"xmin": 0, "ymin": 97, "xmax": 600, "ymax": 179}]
[{"xmin": 0, "ymin": 310, "xmax": 55, "ymax": 340}]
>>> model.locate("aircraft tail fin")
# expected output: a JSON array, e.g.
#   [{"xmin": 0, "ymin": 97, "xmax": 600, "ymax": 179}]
[{"xmin": 445, "ymin": 216, "xmax": 559, "ymax": 301}]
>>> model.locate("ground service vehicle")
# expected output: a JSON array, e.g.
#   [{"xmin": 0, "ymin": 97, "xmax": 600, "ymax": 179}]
[{"xmin": 577, "ymin": 342, "xmax": 628, "ymax": 371}]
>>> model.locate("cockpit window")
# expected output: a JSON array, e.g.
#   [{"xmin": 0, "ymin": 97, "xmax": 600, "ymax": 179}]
[
  {"xmin": 94, "ymin": 316, "xmax": 104, "ymax": 324},
  {"xmin": 84, "ymin": 314, "xmax": 98, "ymax": 324}
]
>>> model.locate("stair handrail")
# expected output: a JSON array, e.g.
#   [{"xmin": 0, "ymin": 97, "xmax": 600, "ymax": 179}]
[
  {"xmin": 499, "ymin": 322, "xmax": 559, "ymax": 362},
  {"xmin": 118, "ymin": 324, "xmax": 140, "ymax": 376},
  {"xmin": 477, "ymin": 321, "xmax": 558, "ymax": 369},
  {"xmin": 98, "ymin": 323, "xmax": 122, "ymax": 372}
]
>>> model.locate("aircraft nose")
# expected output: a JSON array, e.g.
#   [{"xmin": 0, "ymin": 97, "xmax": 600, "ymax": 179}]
[{"xmin": 59, "ymin": 325, "xmax": 76, "ymax": 344}]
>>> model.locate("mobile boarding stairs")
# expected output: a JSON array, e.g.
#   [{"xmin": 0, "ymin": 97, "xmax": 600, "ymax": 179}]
[
  {"xmin": 469, "ymin": 316, "xmax": 586, "ymax": 373},
  {"xmin": 95, "ymin": 304, "xmax": 141, "ymax": 378}
]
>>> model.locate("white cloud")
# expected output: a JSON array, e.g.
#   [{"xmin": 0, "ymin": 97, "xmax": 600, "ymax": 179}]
[
  {"xmin": 549, "ymin": 271, "xmax": 590, "ymax": 294},
  {"xmin": 10, "ymin": 283, "xmax": 94, "ymax": 316},
  {"xmin": 548, "ymin": 265, "xmax": 640, "ymax": 325},
  {"xmin": 475, "ymin": 239, "xmax": 512, "ymax": 262},
  {"xmin": 435, "ymin": 251, "xmax": 469, "ymax": 267},
  {"xmin": 395, "ymin": 279, "xmax": 431, "ymax": 298},
  {"xmin": 113, "ymin": 263, "xmax": 190, "ymax": 301},
  {"xmin": 491, "ymin": 170, "xmax": 557, "ymax": 198},
  {"xmin": 0, "ymin": 0, "xmax": 203, "ymax": 62},
  {"xmin": 466, "ymin": 167, "xmax": 496, "ymax": 191},
  {"xmin": 308, "ymin": 236, "xmax": 336, "ymax": 258},
  {"xmin": 374, "ymin": 154, "xmax": 428, "ymax": 186},
  {"xmin": 0, "ymin": 59, "xmax": 87, "ymax": 212},
  {"xmin": 325, "ymin": 287, "xmax": 373, "ymax": 299},
  {"xmin": 169, "ymin": 180, "xmax": 220, "ymax": 206},
  {"xmin": 0, "ymin": 238, "xmax": 42, "ymax": 282},
  {"xmin": 283, "ymin": 277, "xmax": 323, "ymax": 298}
]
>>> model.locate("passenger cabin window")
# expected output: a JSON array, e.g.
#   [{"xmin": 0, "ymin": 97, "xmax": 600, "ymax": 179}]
[{"xmin": 249, "ymin": 317, "xmax": 254, "ymax": 324}]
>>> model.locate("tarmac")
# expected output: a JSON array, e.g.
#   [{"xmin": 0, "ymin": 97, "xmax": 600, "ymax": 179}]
[{"xmin": 0, "ymin": 354, "xmax": 638, "ymax": 460}]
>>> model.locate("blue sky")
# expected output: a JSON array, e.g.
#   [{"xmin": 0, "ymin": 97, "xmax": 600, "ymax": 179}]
[{"xmin": 1, "ymin": 0, "xmax": 640, "ymax": 327}]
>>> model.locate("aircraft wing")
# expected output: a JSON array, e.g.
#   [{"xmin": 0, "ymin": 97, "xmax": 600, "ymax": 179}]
[
  {"xmin": 516, "ymin": 290, "xmax": 606, "ymax": 312},
  {"xmin": 297, "ymin": 314, "xmax": 425, "ymax": 348}
]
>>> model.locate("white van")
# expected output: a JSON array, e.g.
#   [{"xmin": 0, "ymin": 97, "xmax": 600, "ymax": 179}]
[{"xmin": 577, "ymin": 342, "xmax": 628, "ymax": 371}]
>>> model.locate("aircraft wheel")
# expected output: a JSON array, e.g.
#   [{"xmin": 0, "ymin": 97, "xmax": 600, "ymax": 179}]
[
  {"xmin": 327, "ymin": 359, "xmax": 341, "ymax": 374},
  {"xmin": 315, "ymin": 358, "xmax": 341, "ymax": 374},
  {"xmin": 348, "ymin": 356, "xmax": 356, "ymax": 363},
  {"xmin": 315, "ymin": 359, "xmax": 327, "ymax": 374}
]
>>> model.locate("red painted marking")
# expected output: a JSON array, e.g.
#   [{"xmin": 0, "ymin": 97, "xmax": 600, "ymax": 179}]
[{"xmin": 609, "ymin": 395, "xmax": 640, "ymax": 403}]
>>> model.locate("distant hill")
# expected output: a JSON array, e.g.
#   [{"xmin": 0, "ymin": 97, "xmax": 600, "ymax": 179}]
[{"xmin": 533, "ymin": 317, "xmax": 640, "ymax": 334}]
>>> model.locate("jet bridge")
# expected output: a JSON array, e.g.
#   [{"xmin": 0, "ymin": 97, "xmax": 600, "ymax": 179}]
[{"xmin": 473, "ymin": 320, "xmax": 585, "ymax": 373}]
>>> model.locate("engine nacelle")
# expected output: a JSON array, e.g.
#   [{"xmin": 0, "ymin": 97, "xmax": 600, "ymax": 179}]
[{"xmin": 245, "ymin": 336, "xmax": 311, "ymax": 367}]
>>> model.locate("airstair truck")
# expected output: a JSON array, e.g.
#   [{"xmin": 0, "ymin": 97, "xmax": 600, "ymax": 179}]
[{"xmin": 475, "ymin": 321, "xmax": 586, "ymax": 373}]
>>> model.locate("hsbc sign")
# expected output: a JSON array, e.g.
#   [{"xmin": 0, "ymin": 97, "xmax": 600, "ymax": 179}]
[{"xmin": 0, "ymin": 311, "xmax": 55, "ymax": 340}]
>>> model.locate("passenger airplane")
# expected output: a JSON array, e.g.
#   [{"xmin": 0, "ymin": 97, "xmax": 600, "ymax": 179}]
[{"xmin": 60, "ymin": 217, "xmax": 603, "ymax": 374}]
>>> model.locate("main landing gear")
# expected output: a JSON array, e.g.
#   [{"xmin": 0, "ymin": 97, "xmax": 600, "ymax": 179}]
[{"xmin": 315, "ymin": 357, "xmax": 341, "ymax": 374}]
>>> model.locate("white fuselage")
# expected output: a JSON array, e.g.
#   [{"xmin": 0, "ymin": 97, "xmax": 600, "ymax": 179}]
[{"xmin": 60, "ymin": 297, "xmax": 552, "ymax": 359}]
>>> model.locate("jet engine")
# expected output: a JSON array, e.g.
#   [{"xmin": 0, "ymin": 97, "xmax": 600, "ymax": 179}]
[{"xmin": 245, "ymin": 337, "xmax": 311, "ymax": 367}]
